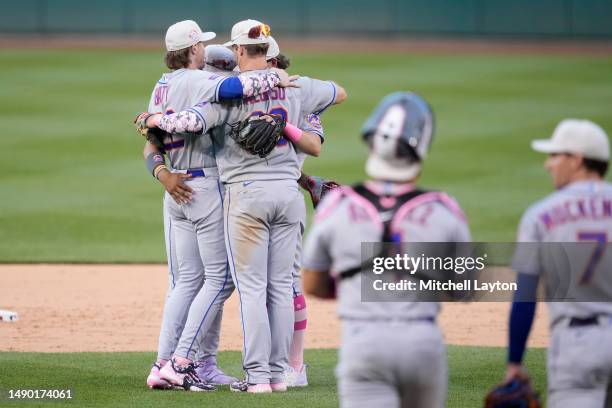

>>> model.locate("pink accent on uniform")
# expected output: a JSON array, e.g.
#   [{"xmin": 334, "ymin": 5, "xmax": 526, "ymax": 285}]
[
  {"xmin": 313, "ymin": 188, "xmax": 346, "ymax": 223},
  {"xmin": 391, "ymin": 192, "xmax": 467, "ymax": 241},
  {"xmin": 294, "ymin": 320, "xmax": 307, "ymax": 330},
  {"xmin": 293, "ymin": 293, "xmax": 306, "ymax": 310},
  {"xmin": 342, "ymin": 187, "xmax": 384, "ymax": 231},
  {"xmin": 380, "ymin": 196, "xmax": 397, "ymax": 208},
  {"xmin": 283, "ymin": 123, "xmax": 303, "ymax": 142},
  {"xmin": 289, "ymin": 294, "xmax": 307, "ymax": 370}
]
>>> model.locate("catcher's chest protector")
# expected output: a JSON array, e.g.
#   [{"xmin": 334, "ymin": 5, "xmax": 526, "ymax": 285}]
[{"xmin": 339, "ymin": 184, "xmax": 427, "ymax": 280}]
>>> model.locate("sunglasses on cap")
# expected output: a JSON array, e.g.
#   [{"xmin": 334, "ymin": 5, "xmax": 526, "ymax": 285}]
[{"xmin": 248, "ymin": 24, "xmax": 271, "ymax": 39}]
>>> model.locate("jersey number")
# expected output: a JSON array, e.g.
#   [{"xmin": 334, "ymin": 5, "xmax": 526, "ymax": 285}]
[
  {"xmin": 577, "ymin": 231, "xmax": 607, "ymax": 284},
  {"xmin": 250, "ymin": 106, "xmax": 289, "ymax": 146}
]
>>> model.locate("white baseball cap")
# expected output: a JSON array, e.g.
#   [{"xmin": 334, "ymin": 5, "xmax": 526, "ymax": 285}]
[
  {"xmin": 165, "ymin": 20, "xmax": 216, "ymax": 52},
  {"xmin": 532, "ymin": 119, "xmax": 610, "ymax": 161},
  {"xmin": 223, "ymin": 19, "xmax": 271, "ymax": 46},
  {"xmin": 266, "ymin": 36, "xmax": 280, "ymax": 59}
]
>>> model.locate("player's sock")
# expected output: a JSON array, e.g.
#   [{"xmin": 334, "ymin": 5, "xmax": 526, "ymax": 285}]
[{"xmin": 289, "ymin": 294, "xmax": 307, "ymax": 370}]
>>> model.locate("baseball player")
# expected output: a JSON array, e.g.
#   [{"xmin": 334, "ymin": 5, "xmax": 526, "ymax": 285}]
[
  {"xmin": 141, "ymin": 20, "xmax": 297, "ymax": 391},
  {"xmin": 505, "ymin": 119, "xmax": 612, "ymax": 407},
  {"xmin": 265, "ymin": 35, "xmax": 341, "ymax": 387},
  {"xmin": 142, "ymin": 18, "xmax": 347, "ymax": 393},
  {"xmin": 302, "ymin": 92, "xmax": 471, "ymax": 408}
]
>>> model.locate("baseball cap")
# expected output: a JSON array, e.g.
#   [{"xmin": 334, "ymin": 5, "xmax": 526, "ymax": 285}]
[
  {"xmin": 223, "ymin": 19, "xmax": 271, "ymax": 46},
  {"xmin": 204, "ymin": 44, "xmax": 237, "ymax": 72},
  {"xmin": 266, "ymin": 36, "xmax": 280, "ymax": 59},
  {"xmin": 531, "ymin": 119, "xmax": 610, "ymax": 161},
  {"xmin": 165, "ymin": 20, "xmax": 216, "ymax": 52}
]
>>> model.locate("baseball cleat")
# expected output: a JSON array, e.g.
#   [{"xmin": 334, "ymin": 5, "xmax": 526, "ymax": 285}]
[
  {"xmin": 230, "ymin": 380, "xmax": 272, "ymax": 393},
  {"xmin": 270, "ymin": 381, "xmax": 288, "ymax": 392},
  {"xmin": 147, "ymin": 362, "xmax": 173, "ymax": 390},
  {"xmin": 195, "ymin": 357, "xmax": 239, "ymax": 385},
  {"xmin": 159, "ymin": 359, "xmax": 216, "ymax": 392},
  {"xmin": 284, "ymin": 364, "xmax": 308, "ymax": 387}
]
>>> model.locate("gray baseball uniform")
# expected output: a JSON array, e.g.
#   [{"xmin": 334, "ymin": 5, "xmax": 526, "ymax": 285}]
[
  {"xmin": 513, "ymin": 180, "xmax": 612, "ymax": 408},
  {"xmin": 148, "ymin": 68, "xmax": 281, "ymax": 362},
  {"xmin": 303, "ymin": 182, "xmax": 471, "ymax": 408},
  {"xmin": 158, "ymin": 73, "xmax": 338, "ymax": 384},
  {"xmin": 292, "ymin": 113, "xmax": 325, "ymax": 296}
]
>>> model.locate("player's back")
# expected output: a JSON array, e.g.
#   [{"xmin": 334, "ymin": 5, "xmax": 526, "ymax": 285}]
[
  {"xmin": 209, "ymin": 71, "xmax": 337, "ymax": 183},
  {"xmin": 522, "ymin": 180, "xmax": 612, "ymax": 319},
  {"xmin": 148, "ymin": 69, "xmax": 223, "ymax": 170},
  {"xmin": 308, "ymin": 183, "xmax": 471, "ymax": 321}
]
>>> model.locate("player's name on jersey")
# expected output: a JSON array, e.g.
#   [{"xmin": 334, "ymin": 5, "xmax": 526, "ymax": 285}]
[{"xmin": 372, "ymin": 279, "xmax": 517, "ymax": 293}]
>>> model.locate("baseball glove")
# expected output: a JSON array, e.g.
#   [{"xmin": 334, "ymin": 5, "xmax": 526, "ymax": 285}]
[
  {"xmin": 229, "ymin": 115, "xmax": 286, "ymax": 158},
  {"xmin": 134, "ymin": 112, "xmax": 167, "ymax": 152},
  {"xmin": 484, "ymin": 379, "xmax": 541, "ymax": 408},
  {"xmin": 298, "ymin": 174, "xmax": 341, "ymax": 208}
]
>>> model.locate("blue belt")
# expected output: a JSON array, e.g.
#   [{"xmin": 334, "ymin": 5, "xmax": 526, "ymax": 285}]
[{"xmin": 187, "ymin": 169, "xmax": 206, "ymax": 178}]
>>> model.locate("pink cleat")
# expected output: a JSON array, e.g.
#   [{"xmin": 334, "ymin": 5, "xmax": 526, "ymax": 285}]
[
  {"xmin": 146, "ymin": 362, "xmax": 172, "ymax": 390},
  {"xmin": 159, "ymin": 359, "xmax": 216, "ymax": 392},
  {"xmin": 270, "ymin": 381, "xmax": 288, "ymax": 392}
]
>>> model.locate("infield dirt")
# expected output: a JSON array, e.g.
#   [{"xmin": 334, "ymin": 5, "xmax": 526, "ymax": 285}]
[{"xmin": 0, "ymin": 264, "xmax": 548, "ymax": 352}]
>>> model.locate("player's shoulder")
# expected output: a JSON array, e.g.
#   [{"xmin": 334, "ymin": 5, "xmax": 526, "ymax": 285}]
[
  {"xmin": 406, "ymin": 189, "xmax": 467, "ymax": 222},
  {"xmin": 295, "ymin": 76, "xmax": 313, "ymax": 86},
  {"xmin": 313, "ymin": 186, "xmax": 354, "ymax": 224},
  {"xmin": 185, "ymin": 69, "xmax": 224, "ymax": 81},
  {"xmin": 518, "ymin": 190, "xmax": 561, "ymax": 229}
]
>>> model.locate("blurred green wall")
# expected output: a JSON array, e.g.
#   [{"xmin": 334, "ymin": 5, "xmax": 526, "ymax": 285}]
[{"xmin": 2, "ymin": 0, "xmax": 611, "ymax": 38}]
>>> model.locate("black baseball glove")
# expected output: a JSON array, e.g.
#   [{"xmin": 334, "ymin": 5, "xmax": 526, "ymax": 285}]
[
  {"xmin": 484, "ymin": 378, "xmax": 541, "ymax": 408},
  {"xmin": 298, "ymin": 173, "xmax": 341, "ymax": 208},
  {"xmin": 134, "ymin": 112, "xmax": 167, "ymax": 152},
  {"xmin": 229, "ymin": 114, "xmax": 286, "ymax": 158}
]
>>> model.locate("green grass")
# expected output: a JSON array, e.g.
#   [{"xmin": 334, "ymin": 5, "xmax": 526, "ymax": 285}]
[
  {"xmin": 1, "ymin": 49, "xmax": 611, "ymax": 261},
  {"xmin": 0, "ymin": 346, "xmax": 546, "ymax": 407}
]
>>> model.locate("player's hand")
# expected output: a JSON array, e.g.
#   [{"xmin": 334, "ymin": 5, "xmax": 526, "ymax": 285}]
[
  {"xmin": 272, "ymin": 68, "xmax": 300, "ymax": 88},
  {"xmin": 157, "ymin": 171, "xmax": 193, "ymax": 204},
  {"xmin": 504, "ymin": 363, "xmax": 530, "ymax": 383},
  {"xmin": 134, "ymin": 112, "xmax": 162, "ymax": 136}
]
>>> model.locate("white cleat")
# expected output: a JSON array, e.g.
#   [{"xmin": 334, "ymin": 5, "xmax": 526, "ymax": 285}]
[{"xmin": 284, "ymin": 364, "xmax": 308, "ymax": 387}]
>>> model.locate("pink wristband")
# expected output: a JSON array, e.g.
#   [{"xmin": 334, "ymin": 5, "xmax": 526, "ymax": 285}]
[{"xmin": 283, "ymin": 123, "xmax": 303, "ymax": 143}]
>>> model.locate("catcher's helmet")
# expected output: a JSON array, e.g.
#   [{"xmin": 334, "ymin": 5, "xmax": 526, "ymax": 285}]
[{"xmin": 362, "ymin": 92, "xmax": 434, "ymax": 181}]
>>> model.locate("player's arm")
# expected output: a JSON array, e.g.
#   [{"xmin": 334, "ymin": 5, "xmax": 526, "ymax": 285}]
[
  {"xmin": 216, "ymin": 68, "xmax": 299, "ymax": 101},
  {"xmin": 506, "ymin": 273, "xmax": 539, "ymax": 381},
  {"xmin": 506, "ymin": 210, "xmax": 542, "ymax": 381},
  {"xmin": 302, "ymin": 194, "xmax": 340, "ymax": 298},
  {"xmin": 299, "ymin": 77, "xmax": 348, "ymax": 116},
  {"xmin": 283, "ymin": 123, "xmax": 321, "ymax": 157},
  {"xmin": 142, "ymin": 141, "xmax": 193, "ymax": 204},
  {"xmin": 333, "ymin": 83, "xmax": 347, "ymax": 105},
  {"xmin": 303, "ymin": 268, "xmax": 335, "ymax": 299},
  {"xmin": 140, "ymin": 102, "xmax": 222, "ymax": 135}
]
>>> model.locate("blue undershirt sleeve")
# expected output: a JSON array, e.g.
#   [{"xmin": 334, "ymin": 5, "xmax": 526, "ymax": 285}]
[
  {"xmin": 508, "ymin": 273, "xmax": 539, "ymax": 364},
  {"xmin": 218, "ymin": 77, "xmax": 244, "ymax": 100}
]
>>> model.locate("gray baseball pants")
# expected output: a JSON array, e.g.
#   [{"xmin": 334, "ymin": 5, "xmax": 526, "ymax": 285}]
[
  {"xmin": 156, "ymin": 171, "xmax": 228, "ymax": 361},
  {"xmin": 337, "ymin": 320, "xmax": 447, "ymax": 408},
  {"xmin": 224, "ymin": 179, "xmax": 305, "ymax": 384}
]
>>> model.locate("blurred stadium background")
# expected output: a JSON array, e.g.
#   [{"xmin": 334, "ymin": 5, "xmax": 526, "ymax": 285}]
[
  {"xmin": 1, "ymin": 1, "xmax": 611, "ymax": 263},
  {"xmin": 3, "ymin": 0, "xmax": 612, "ymax": 37}
]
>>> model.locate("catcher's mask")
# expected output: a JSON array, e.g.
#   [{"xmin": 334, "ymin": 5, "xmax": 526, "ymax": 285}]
[{"xmin": 362, "ymin": 92, "xmax": 435, "ymax": 182}]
